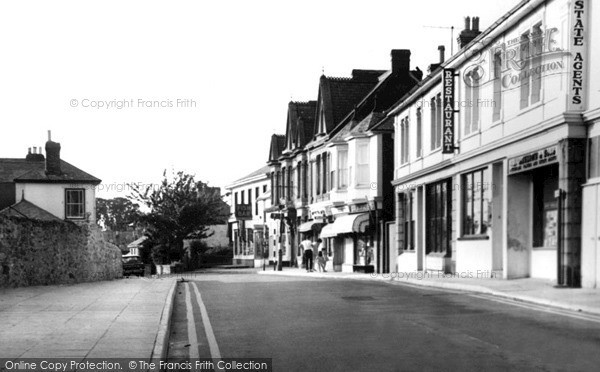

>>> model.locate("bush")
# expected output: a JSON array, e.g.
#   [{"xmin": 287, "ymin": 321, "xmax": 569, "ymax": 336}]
[{"xmin": 151, "ymin": 244, "xmax": 170, "ymax": 265}]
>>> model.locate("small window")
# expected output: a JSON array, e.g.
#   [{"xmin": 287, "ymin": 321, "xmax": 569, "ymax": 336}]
[{"xmin": 65, "ymin": 189, "xmax": 85, "ymax": 219}]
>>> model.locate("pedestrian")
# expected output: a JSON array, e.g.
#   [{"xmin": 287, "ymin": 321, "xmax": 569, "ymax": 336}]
[
  {"xmin": 300, "ymin": 238, "xmax": 314, "ymax": 272},
  {"xmin": 317, "ymin": 250, "xmax": 327, "ymax": 272}
]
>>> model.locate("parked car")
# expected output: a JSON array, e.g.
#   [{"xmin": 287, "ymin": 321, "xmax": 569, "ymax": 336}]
[{"xmin": 122, "ymin": 255, "xmax": 145, "ymax": 276}]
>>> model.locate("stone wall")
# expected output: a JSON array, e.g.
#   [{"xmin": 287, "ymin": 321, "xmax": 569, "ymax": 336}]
[{"xmin": 0, "ymin": 216, "xmax": 122, "ymax": 287}]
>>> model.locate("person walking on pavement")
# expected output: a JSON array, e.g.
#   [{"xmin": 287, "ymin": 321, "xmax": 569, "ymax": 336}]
[
  {"xmin": 301, "ymin": 238, "xmax": 314, "ymax": 272},
  {"xmin": 317, "ymin": 250, "xmax": 327, "ymax": 272}
]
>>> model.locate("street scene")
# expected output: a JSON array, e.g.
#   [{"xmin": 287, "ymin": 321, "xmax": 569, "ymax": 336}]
[{"xmin": 1, "ymin": 0, "xmax": 600, "ymax": 371}]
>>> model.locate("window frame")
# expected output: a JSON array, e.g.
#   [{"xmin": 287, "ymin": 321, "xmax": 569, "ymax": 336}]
[
  {"xmin": 65, "ymin": 188, "xmax": 86, "ymax": 220},
  {"xmin": 461, "ymin": 168, "xmax": 491, "ymax": 237}
]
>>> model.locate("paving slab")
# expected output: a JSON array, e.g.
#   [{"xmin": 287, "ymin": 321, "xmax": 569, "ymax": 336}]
[{"xmin": 0, "ymin": 277, "xmax": 176, "ymax": 360}]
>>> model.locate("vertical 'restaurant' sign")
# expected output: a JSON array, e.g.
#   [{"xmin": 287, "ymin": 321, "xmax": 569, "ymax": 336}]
[{"xmin": 442, "ymin": 68, "xmax": 456, "ymax": 154}]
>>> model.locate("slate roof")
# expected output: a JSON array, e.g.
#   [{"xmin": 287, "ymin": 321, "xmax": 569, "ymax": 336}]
[
  {"xmin": 268, "ymin": 134, "xmax": 286, "ymax": 162},
  {"xmin": 286, "ymin": 101, "xmax": 317, "ymax": 150},
  {"xmin": 233, "ymin": 164, "xmax": 271, "ymax": 183},
  {"xmin": 0, "ymin": 199, "xmax": 63, "ymax": 222},
  {"xmin": 0, "ymin": 158, "xmax": 101, "ymax": 184},
  {"xmin": 318, "ymin": 72, "xmax": 384, "ymax": 134}
]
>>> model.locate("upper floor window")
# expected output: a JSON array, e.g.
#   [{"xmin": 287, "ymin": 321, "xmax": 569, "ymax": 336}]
[
  {"xmin": 328, "ymin": 154, "xmax": 334, "ymax": 191},
  {"xmin": 465, "ymin": 68, "xmax": 481, "ymax": 135},
  {"xmin": 65, "ymin": 189, "xmax": 85, "ymax": 219},
  {"xmin": 520, "ymin": 24, "xmax": 543, "ymax": 109},
  {"xmin": 356, "ymin": 143, "xmax": 370, "ymax": 186},
  {"xmin": 338, "ymin": 150, "xmax": 348, "ymax": 189},
  {"xmin": 255, "ymin": 187, "xmax": 259, "ymax": 215},
  {"xmin": 316, "ymin": 156, "xmax": 321, "ymax": 195},
  {"xmin": 296, "ymin": 164, "xmax": 301, "ymax": 199},
  {"xmin": 416, "ymin": 108, "xmax": 422, "ymax": 157},
  {"xmin": 430, "ymin": 94, "xmax": 442, "ymax": 150},
  {"xmin": 493, "ymin": 51, "xmax": 502, "ymax": 122},
  {"xmin": 400, "ymin": 116, "xmax": 410, "ymax": 165}
]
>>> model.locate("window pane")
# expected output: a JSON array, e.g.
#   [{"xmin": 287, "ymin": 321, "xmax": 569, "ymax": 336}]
[{"xmin": 473, "ymin": 171, "xmax": 482, "ymax": 234}]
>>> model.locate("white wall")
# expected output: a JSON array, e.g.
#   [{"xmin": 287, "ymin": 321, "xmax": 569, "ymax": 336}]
[{"xmin": 16, "ymin": 183, "xmax": 96, "ymax": 223}]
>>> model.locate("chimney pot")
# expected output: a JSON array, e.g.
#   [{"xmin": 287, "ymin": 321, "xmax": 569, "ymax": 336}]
[
  {"xmin": 465, "ymin": 16, "xmax": 471, "ymax": 31},
  {"xmin": 48, "ymin": 130, "xmax": 52, "ymax": 141},
  {"xmin": 28, "ymin": 147, "xmax": 31, "ymax": 154},
  {"xmin": 438, "ymin": 45, "xmax": 445, "ymax": 64},
  {"xmin": 391, "ymin": 49, "xmax": 411, "ymax": 76},
  {"xmin": 472, "ymin": 17, "xmax": 480, "ymax": 32}
]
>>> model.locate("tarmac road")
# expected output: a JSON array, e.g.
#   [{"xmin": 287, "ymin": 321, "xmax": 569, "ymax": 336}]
[{"xmin": 167, "ymin": 269, "xmax": 600, "ymax": 372}]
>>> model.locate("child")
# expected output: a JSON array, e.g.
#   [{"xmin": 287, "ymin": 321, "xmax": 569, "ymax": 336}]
[{"xmin": 317, "ymin": 251, "xmax": 327, "ymax": 272}]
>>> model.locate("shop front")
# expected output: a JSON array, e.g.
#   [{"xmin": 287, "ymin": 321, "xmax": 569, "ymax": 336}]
[
  {"xmin": 319, "ymin": 213, "xmax": 374, "ymax": 273},
  {"xmin": 506, "ymin": 146, "xmax": 560, "ymax": 280}
]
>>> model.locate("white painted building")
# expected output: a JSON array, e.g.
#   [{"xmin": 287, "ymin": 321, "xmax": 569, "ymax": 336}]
[
  {"xmin": 580, "ymin": 0, "xmax": 600, "ymax": 288},
  {"xmin": 0, "ymin": 135, "xmax": 101, "ymax": 224},
  {"xmin": 225, "ymin": 165, "xmax": 271, "ymax": 267},
  {"xmin": 386, "ymin": 0, "xmax": 589, "ymax": 287}
]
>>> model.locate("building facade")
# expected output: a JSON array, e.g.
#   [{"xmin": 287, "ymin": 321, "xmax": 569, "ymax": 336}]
[
  {"xmin": 226, "ymin": 165, "xmax": 271, "ymax": 267},
  {"xmin": 0, "ymin": 134, "xmax": 101, "ymax": 224},
  {"xmin": 384, "ymin": 0, "xmax": 592, "ymax": 287},
  {"xmin": 266, "ymin": 50, "xmax": 422, "ymax": 273}
]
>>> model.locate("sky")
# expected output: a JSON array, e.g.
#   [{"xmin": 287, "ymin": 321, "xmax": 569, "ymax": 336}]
[{"xmin": 0, "ymin": 0, "xmax": 521, "ymax": 198}]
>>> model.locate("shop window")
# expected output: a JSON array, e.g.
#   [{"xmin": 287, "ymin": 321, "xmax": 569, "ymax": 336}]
[
  {"xmin": 426, "ymin": 180, "xmax": 451, "ymax": 254},
  {"xmin": 402, "ymin": 191, "xmax": 416, "ymax": 250},
  {"xmin": 462, "ymin": 168, "xmax": 491, "ymax": 236},
  {"xmin": 533, "ymin": 165, "xmax": 559, "ymax": 248},
  {"xmin": 589, "ymin": 136, "xmax": 600, "ymax": 179}
]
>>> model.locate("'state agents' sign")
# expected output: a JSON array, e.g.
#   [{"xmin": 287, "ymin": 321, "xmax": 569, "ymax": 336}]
[
  {"xmin": 442, "ymin": 68, "xmax": 456, "ymax": 154},
  {"xmin": 508, "ymin": 145, "xmax": 558, "ymax": 175},
  {"xmin": 235, "ymin": 204, "xmax": 252, "ymax": 220}
]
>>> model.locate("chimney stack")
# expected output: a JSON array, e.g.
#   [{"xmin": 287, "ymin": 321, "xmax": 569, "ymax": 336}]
[
  {"xmin": 458, "ymin": 16, "xmax": 482, "ymax": 49},
  {"xmin": 26, "ymin": 145, "xmax": 45, "ymax": 161},
  {"xmin": 391, "ymin": 49, "xmax": 411, "ymax": 76},
  {"xmin": 45, "ymin": 138, "xmax": 61, "ymax": 175}
]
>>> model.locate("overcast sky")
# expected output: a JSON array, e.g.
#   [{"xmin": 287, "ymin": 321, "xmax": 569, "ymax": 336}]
[{"xmin": 0, "ymin": 0, "xmax": 520, "ymax": 198}]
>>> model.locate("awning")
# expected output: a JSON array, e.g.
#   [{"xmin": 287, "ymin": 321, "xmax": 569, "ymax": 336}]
[
  {"xmin": 298, "ymin": 220, "xmax": 324, "ymax": 233},
  {"xmin": 320, "ymin": 223, "xmax": 337, "ymax": 238},
  {"xmin": 320, "ymin": 213, "xmax": 371, "ymax": 238}
]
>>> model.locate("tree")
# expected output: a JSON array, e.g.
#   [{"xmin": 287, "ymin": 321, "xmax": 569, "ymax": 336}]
[
  {"xmin": 128, "ymin": 171, "xmax": 230, "ymax": 263},
  {"xmin": 96, "ymin": 197, "xmax": 140, "ymax": 231}
]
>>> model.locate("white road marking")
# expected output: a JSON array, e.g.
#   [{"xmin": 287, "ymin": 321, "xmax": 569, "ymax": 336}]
[
  {"xmin": 184, "ymin": 283, "xmax": 200, "ymax": 359},
  {"xmin": 470, "ymin": 294, "xmax": 600, "ymax": 324},
  {"xmin": 192, "ymin": 281, "xmax": 222, "ymax": 360}
]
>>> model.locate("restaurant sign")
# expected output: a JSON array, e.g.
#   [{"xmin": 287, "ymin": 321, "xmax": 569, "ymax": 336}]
[
  {"xmin": 442, "ymin": 68, "xmax": 457, "ymax": 154},
  {"xmin": 508, "ymin": 145, "xmax": 558, "ymax": 175}
]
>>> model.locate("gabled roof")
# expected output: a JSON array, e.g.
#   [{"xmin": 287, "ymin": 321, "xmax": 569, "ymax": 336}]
[
  {"xmin": 233, "ymin": 164, "xmax": 271, "ymax": 183},
  {"xmin": 267, "ymin": 134, "xmax": 286, "ymax": 163},
  {"xmin": 285, "ymin": 101, "xmax": 317, "ymax": 151},
  {"xmin": 0, "ymin": 158, "xmax": 101, "ymax": 184},
  {"xmin": 0, "ymin": 200, "xmax": 63, "ymax": 222},
  {"xmin": 312, "ymin": 70, "xmax": 385, "ymax": 140}
]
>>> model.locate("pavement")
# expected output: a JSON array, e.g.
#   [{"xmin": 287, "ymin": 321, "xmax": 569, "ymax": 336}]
[
  {"xmin": 0, "ymin": 276, "xmax": 176, "ymax": 360},
  {"xmin": 258, "ymin": 267, "xmax": 600, "ymax": 316}
]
